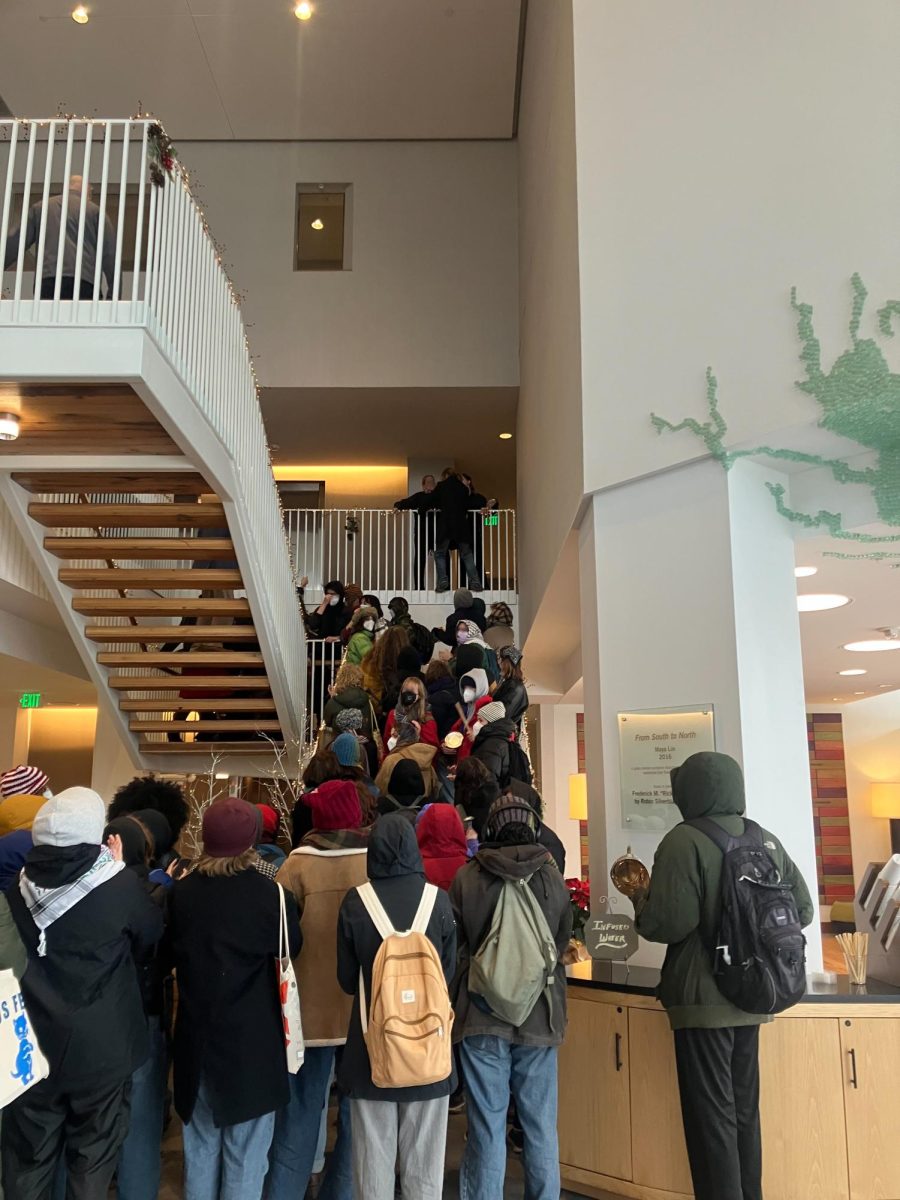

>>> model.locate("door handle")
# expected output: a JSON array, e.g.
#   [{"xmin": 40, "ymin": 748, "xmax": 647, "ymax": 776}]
[
  {"xmin": 615, "ymin": 1032, "xmax": 623, "ymax": 1072},
  {"xmin": 848, "ymin": 1047, "xmax": 858, "ymax": 1089}
]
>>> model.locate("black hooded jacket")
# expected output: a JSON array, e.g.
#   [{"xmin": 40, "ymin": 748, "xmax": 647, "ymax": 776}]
[
  {"xmin": 336, "ymin": 815, "xmax": 456, "ymax": 1101},
  {"xmin": 449, "ymin": 844, "xmax": 571, "ymax": 1046},
  {"xmin": 470, "ymin": 717, "xmax": 519, "ymax": 786},
  {"xmin": 432, "ymin": 475, "xmax": 475, "ymax": 545},
  {"xmin": 427, "ymin": 674, "xmax": 461, "ymax": 739},
  {"xmin": 493, "ymin": 677, "xmax": 529, "ymax": 728}
]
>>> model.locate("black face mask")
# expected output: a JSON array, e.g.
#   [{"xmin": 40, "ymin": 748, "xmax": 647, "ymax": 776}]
[{"xmin": 400, "ymin": 691, "xmax": 418, "ymax": 707}]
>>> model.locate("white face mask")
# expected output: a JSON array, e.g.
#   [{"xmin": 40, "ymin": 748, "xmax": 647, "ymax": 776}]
[
  {"xmin": 462, "ymin": 687, "xmax": 476, "ymax": 704},
  {"xmin": 328, "ymin": 595, "xmax": 340, "ymax": 607},
  {"xmin": 363, "ymin": 619, "xmax": 375, "ymax": 632},
  {"xmin": 457, "ymin": 630, "xmax": 468, "ymax": 645},
  {"xmin": 387, "ymin": 735, "xmax": 398, "ymax": 752},
  {"xmin": 472, "ymin": 721, "xmax": 485, "ymax": 737}
]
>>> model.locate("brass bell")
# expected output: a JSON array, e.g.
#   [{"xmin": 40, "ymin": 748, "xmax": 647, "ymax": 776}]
[{"xmin": 610, "ymin": 847, "xmax": 651, "ymax": 898}]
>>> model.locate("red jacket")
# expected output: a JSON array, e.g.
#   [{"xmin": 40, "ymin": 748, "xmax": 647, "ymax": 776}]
[
  {"xmin": 449, "ymin": 695, "xmax": 492, "ymax": 763},
  {"xmin": 416, "ymin": 804, "xmax": 468, "ymax": 891},
  {"xmin": 383, "ymin": 711, "xmax": 439, "ymax": 752}
]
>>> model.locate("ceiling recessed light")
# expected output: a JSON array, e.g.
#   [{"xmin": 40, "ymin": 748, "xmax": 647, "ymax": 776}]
[
  {"xmin": 797, "ymin": 593, "xmax": 851, "ymax": 612},
  {"xmin": 880, "ymin": 684, "xmax": 894, "ymax": 688},
  {"xmin": 71, "ymin": 4, "xmax": 89, "ymax": 22},
  {"xmin": 795, "ymin": 566, "xmax": 818, "ymax": 578},
  {"xmin": 832, "ymin": 697, "xmax": 844, "ymax": 702},
  {"xmin": 294, "ymin": 1, "xmax": 313, "ymax": 18},
  {"xmin": 839, "ymin": 669, "xmax": 867, "ymax": 676},
  {"xmin": 499, "ymin": 432, "xmax": 513, "ymax": 440},
  {"xmin": 844, "ymin": 640, "xmax": 900, "ymax": 653},
  {"xmin": 310, "ymin": 218, "xmax": 324, "ymax": 230},
  {"xmin": 854, "ymin": 691, "xmax": 866, "ymax": 695},
  {"xmin": 0, "ymin": 412, "xmax": 20, "ymax": 441}
]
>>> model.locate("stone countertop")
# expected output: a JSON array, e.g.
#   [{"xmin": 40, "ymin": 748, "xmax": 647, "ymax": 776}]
[{"xmin": 566, "ymin": 959, "xmax": 900, "ymax": 1002}]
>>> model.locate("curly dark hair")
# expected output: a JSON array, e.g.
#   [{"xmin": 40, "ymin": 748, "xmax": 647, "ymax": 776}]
[{"xmin": 108, "ymin": 775, "xmax": 189, "ymax": 838}]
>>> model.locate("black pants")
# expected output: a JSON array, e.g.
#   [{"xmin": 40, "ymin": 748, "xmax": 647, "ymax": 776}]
[
  {"xmin": 39, "ymin": 277, "xmax": 94, "ymax": 300},
  {"xmin": 2, "ymin": 1075, "xmax": 131, "ymax": 1200},
  {"xmin": 673, "ymin": 1025, "xmax": 762, "ymax": 1200}
]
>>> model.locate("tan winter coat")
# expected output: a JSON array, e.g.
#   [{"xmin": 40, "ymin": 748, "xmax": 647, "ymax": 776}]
[{"xmin": 276, "ymin": 840, "xmax": 369, "ymax": 1046}]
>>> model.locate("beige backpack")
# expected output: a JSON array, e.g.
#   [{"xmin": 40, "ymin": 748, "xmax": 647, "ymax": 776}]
[{"xmin": 357, "ymin": 881, "xmax": 454, "ymax": 1089}]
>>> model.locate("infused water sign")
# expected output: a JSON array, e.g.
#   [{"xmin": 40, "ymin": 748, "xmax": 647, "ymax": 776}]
[
  {"xmin": 618, "ymin": 706, "xmax": 715, "ymax": 832},
  {"xmin": 586, "ymin": 912, "xmax": 638, "ymax": 961}
]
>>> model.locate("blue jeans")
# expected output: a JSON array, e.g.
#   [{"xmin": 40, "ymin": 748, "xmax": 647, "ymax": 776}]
[
  {"xmin": 458, "ymin": 1037, "xmax": 560, "ymax": 1200},
  {"xmin": 434, "ymin": 541, "xmax": 482, "ymax": 591},
  {"xmin": 183, "ymin": 1080, "xmax": 276, "ymax": 1200},
  {"xmin": 116, "ymin": 1018, "xmax": 167, "ymax": 1200},
  {"xmin": 266, "ymin": 1046, "xmax": 352, "ymax": 1200}
]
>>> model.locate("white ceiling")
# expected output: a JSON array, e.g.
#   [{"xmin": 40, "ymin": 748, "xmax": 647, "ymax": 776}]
[
  {"xmin": 0, "ymin": 0, "xmax": 524, "ymax": 140},
  {"xmin": 797, "ymin": 535, "xmax": 900, "ymax": 706},
  {"xmin": 262, "ymin": 385, "xmax": 518, "ymax": 503}
]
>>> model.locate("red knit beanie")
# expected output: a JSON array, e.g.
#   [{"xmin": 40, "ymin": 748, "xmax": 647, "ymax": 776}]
[
  {"xmin": 255, "ymin": 803, "xmax": 279, "ymax": 837},
  {"xmin": 202, "ymin": 797, "xmax": 259, "ymax": 858},
  {"xmin": 308, "ymin": 780, "xmax": 362, "ymax": 832}
]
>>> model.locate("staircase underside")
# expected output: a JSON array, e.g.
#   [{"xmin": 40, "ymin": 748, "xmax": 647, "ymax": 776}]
[
  {"xmin": 0, "ymin": 374, "xmax": 298, "ymax": 772},
  {"xmin": 15, "ymin": 467, "xmax": 286, "ymax": 758}
]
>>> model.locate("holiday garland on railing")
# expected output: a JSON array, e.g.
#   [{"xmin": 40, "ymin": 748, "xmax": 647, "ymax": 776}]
[{"xmin": 147, "ymin": 122, "xmax": 177, "ymax": 188}]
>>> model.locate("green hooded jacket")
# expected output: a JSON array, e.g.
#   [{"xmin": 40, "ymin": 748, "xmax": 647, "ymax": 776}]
[{"xmin": 634, "ymin": 752, "xmax": 814, "ymax": 1031}]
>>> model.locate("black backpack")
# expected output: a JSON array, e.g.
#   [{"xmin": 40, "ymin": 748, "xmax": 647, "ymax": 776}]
[
  {"xmin": 687, "ymin": 817, "xmax": 807, "ymax": 1015},
  {"xmin": 507, "ymin": 740, "xmax": 533, "ymax": 786}
]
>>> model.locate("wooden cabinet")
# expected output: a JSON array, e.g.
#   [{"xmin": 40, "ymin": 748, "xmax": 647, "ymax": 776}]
[
  {"xmin": 840, "ymin": 1018, "xmax": 900, "ymax": 1200},
  {"xmin": 628, "ymin": 1007, "xmax": 693, "ymax": 1196},
  {"xmin": 759, "ymin": 1017, "xmax": 849, "ymax": 1200},
  {"xmin": 560, "ymin": 986, "xmax": 900, "ymax": 1200},
  {"xmin": 558, "ymin": 996, "xmax": 632, "ymax": 1182}
]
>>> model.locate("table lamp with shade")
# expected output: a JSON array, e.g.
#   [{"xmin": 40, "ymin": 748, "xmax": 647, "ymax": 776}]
[
  {"xmin": 871, "ymin": 782, "xmax": 900, "ymax": 855},
  {"xmin": 569, "ymin": 773, "xmax": 588, "ymax": 822}
]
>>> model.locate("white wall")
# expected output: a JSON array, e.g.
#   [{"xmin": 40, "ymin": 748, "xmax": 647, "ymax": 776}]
[
  {"xmin": 537, "ymin": 703, "xmax": 583, "ymax": 878},
  {"xmin": 841, "ymin": 694, "xmax": 899, "ymax": 883},
  {"xmin": 515, "ymin": 0, "xmax": 585, "ymax": 642},
  {"xmin": 0, "ymin": 499, "xmax": 48, "ymax": 601},
  {"xmin": 573, "ymin": 0, "xmax": 900, "ymax": 495},
  {"xmin": 178, "ymin": 140, "xmax": 519, "ymax": 391}
]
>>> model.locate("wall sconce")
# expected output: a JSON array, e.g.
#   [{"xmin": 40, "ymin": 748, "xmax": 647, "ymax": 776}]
[
  {"xmin": 872, "ymin": 782, "xmax": 900, "ymax": 855},
  {"xmin": 569, "ymin": 773, "xmax": 587, "ymax": 822}
]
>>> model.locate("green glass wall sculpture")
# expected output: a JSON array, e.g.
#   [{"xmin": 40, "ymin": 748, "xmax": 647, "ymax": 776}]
[{"xmin": 651, "ymin": 276, "xmax": 900, "ymax": 561}]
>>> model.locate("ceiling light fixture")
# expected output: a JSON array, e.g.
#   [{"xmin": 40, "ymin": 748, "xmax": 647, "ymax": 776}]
[
  {"xmin": 839, "ymin": 669, "xmax": 867, "ymax": 676},
  {"xmin": 499, "ymin": 432, "xmax": 513, "ymax": 440},
  {"xmin": 294, "ymin": 1, "xmax": 313, "ymax": 19},
  {"xmin": 854, "ymin": 691, "xmax": 866, "ymax": 695},
  {"xmin": 0, "ymin": 412, "xmax": 20, "ymax": 441},
  {"xmin": 797, "ymin": 593, "xmax": 851, "ymax": 612},
  {"xmin": 844, "ymin": 639, "xmax": 900, "ymax": 653},
  {"xmin": 311, "ymin": 218, "xmax": 324, "ymax": 230},
  {"xmin": 71, "ymin": 4, "xmax": 89, "ymax": 22},
  {"xmin": 794, "ymin": 566, "xmax": 818, "ymax": 578}
]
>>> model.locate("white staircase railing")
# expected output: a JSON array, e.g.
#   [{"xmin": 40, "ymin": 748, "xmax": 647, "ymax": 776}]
[
  {"xmin": 285, "ymin": 507, "xmax": 517, "ymax": 603},
  {"xmin": 0, "ymin": 118, "xmax": 306, "ymax": 744}
]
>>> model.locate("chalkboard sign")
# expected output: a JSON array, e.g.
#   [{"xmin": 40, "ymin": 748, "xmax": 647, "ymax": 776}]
[{"xmin": 586, "ymin": 912, "xmax": 638, "ymax": 961}]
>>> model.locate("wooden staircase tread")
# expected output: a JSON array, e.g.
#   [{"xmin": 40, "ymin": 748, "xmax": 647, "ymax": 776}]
[
  {"xmin": 74, "ymin": 598, "xmax": 250, "ymax": 616},
  {"xmin": 141, "ymin": 744, "xmax": 284, "ymax": 755},
  {"xmin": 29, "ymin": 503, "xmax": 227, "ymax": 529},
  {"xmin": 85, "ymin": 625, "xmax": 257, "ymax": 643},
  {"xmin": 13, "ymin": 471, "xmax": 211, "ymax": 495},
  {"xmin": 119, "ymin": 698, "xmax": 276, "ymax": 712},
  {"xmin": 130, "ymin": 720, "xmax": 282, "ymax": 732},
  {"xmin": 98, "ymin": 651, "xmax": 264, "ymax": 666},
  {"xmin": 45, "ymin": 537, "xmax": 236, "ymax": 560},
  {"xmin": 59, "ymin": 568, "xmax": 243, "ymax": 588},
  {"xmin": 107, "ymin": 674, "xmax": 271, "ymax": 690}
]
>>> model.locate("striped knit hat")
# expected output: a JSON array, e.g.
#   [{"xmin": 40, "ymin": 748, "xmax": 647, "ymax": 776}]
[{"xmin": 1, "ymin": 765, "xmax": 49, "ymax": 798}]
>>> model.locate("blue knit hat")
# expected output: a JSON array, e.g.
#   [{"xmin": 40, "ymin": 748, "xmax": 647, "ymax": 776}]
[{"xmin": 332, "ymin": 732, "xmax": 362, "ymax": 768}]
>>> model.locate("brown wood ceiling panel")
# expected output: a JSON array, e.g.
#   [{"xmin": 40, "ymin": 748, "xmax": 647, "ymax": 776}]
[{"xmin": 0, "ymin": 385, "xmax": 178, "ymax": 456}]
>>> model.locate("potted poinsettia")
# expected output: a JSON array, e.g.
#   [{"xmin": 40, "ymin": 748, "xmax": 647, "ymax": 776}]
[{"xmin": 563, "ymin": 877, "xmax": 591, "ymax": 964}]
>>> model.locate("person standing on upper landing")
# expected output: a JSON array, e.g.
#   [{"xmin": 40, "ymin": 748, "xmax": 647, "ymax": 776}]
[
  {"xmin": 431, "ymin": 470, "xmax": 483, "ymax": 593},
  {"xmin": 632, "ymin": 752, "xmax": 814, "ymax": 1200}
]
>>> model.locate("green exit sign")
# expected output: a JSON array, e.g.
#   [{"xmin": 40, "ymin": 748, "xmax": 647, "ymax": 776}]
[
  {"xmin": 483, "ymin": 514, "xmax": 499, "ymax": 527},
  {"xmin": 19, "ymin": 692, "xmax": 41, "ymax": 710}
]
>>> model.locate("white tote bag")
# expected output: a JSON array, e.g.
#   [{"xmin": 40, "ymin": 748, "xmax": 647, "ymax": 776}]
[
  {"xmin": 0, "ymin": 968, "xmax": 49, "ymax": 1108},
  {"xmin": 277, "ymin": 885, "xmax": 305, "ymax": 1075}
]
